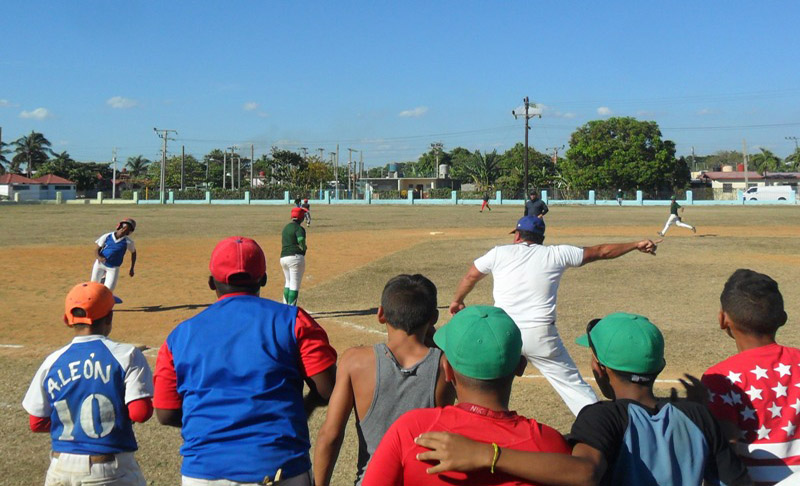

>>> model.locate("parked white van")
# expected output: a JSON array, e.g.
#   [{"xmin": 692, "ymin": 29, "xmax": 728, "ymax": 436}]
[{"xmin": 743, "ymin": 185, "xmax": 795, "ymax": 201}]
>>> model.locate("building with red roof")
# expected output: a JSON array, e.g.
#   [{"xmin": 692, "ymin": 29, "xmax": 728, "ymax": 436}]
[{"xmin": 1, "ymin": 173, "xmax": 77, "ymax": 201}]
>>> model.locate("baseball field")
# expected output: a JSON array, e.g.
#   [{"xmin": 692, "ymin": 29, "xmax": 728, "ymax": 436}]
[{"xmin": 1, "ymin": 203, "xmax": 799, "ymax": 486}]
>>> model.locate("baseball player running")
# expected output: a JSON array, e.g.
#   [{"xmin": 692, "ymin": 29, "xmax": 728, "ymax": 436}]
[
  {"xmin": 91, "ymin": 218, "xmax": 137, "ymax": 295},
  {"xmin": 23, "ymin": 282, "xmax": 154, "ymax": 486},
  {"xmin": 450, "ymin": 215, "xmax": 661, "ymax": 416},
  {"xmin": 301, "ymin": 198, "xmax": 311, "ymax": 226},
  {"xmin": 658, "ymin": 196, "xmax": 696, "ymax": 236},
  {"xmin": 281, "ymin": 207, "xmax": 308, "ymax": 305}
]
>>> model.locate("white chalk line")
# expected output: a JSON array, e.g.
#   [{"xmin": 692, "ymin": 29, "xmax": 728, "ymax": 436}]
[
  {"xmin": 0, "ymin": 402, "xmax": 18, "ymax": 409},
  {"xmin": 0, "ymin": 344, "xmax": 24, "ymax": 348},
  {"xmin": 307, "ymin": 310, "xmax": 387, "ymax": 336},
  {"xmin": 522, "ymin": 374, "xmax": 680, "ymax": 385}
]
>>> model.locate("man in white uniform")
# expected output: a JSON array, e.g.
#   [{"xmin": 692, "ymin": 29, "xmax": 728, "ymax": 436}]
[{"xmin": 449, "ymin": 215, "xmax": 661, "ymax": 415}]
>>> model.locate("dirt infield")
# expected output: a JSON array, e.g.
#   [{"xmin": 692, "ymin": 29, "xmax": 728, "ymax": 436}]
[{"xmin": 1, "ymin": 204, "xmax": 799, "ymax": 485}]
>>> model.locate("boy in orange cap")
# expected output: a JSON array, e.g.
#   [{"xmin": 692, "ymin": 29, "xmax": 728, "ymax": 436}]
[{"xmin": 23, "ymin": 282, "xmax": 154, "ymax": 485}]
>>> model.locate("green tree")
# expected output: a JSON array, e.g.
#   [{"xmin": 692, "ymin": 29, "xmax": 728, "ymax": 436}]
[
  {"xmin": 416, "ymin": 148, "xmax": 451, "ymax": 177},
  {"xmin": 35, "ymin": 151, "xmax": 74, "ymax": 177},
  {"xmin": 750, "ymin": 148, "xmax": 783, "ymax": 175},
  {"xmin": 448, "ymin": 147, "xmax": 474, "ymax": 183},
  {"xmin": 297, "ymin": 156, "xmax": 333, "ymax": 191},
  {"xmin": 463, "ymin": 150, "xmax": 501, "ymax": 190},
  {"xmin": 495, "ymin": 143, "xmax": 555, "ymax": 196},
  {"xmin": 560, "ymin": 117, "xmax": 681, "ymax": 193},
  {"xmin": 146, "ymin": 155, "xmax": 206, "ymax": 189},
  {"xmin": 13, "ymin": 131, "xmax": 53, "ymax": 177},
  {"xmin": 785, "ymin": 147, "xmax": 800, "ymax": 172},
  {"xmin": 125, "ymin": 155, "xmax": 151, "ymax": 178},
  {"xmin": 0, "ymin": 140, "xmax": 10, "ymax": 174}
]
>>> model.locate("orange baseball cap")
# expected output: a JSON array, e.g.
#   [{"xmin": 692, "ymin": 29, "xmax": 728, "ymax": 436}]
[
  {"xmin": 64, "ymin": 282, "xmax": 115, "ymax": 326},
  {"xmin": 209, "ymin": 236, "xmax": 267, "ymax": 285},
  {"xmin": 291, "ymin": 207, "xmax": 307, "ymax": 220}
]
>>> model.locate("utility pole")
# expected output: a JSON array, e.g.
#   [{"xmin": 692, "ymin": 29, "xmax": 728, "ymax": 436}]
[
  {"xmin": 743, "ymin": 139, "xmax": 749, "ymax": 189},
  {"xmin": 787, "ymin": 136, "xmax": 799, "ymax": 154},
  {"xmin": 154, "ymin": 128, "xmax": 177, "ymax": 204},
  {"xmin": 317, "ymin": 148, "xmax": 324, "ymax": 160},
  {"xmin": 228, "ymin": 145, "xmax": 239, "ymax": 190},
  {"xmin": 180, "ymin": 145, "xmax": 185, "ymax": 191},
  {"xmin": 223, "ymin": 150, "xmax": 227, "ymax": 189},
  {"xmin": 348, "ymin": 148, "xmax": 359, "ymax": 199},
  {"xmin": 112, "ymin": 148, "xmax": 117, "ymax": 199},
  {"xmin": 334, "ymin": 145, "xmax": 340, "ymax": 200},
  {"xmin": 299, "ymin": 147, "xmax": 308, "ymax": 158},
  {"xmin": 545, "ymin": 145, "xmax": 565, "ymax": 165},
  {"xmin": 431, "ymin": 142, "xmax": 443, "ymax": 177},
  {"xmin": 512, "ymin": 97, "xmax": 542, "ymax": 196},
  {"xmin": 250, "ymin": 144, "xmax": 255, "ymax": 189},
  {"xmin": 691, "ymin": 146, "xmax": 696, "ymax": 171}
]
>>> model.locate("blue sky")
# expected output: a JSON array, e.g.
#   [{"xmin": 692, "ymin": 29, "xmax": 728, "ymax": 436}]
[{"xmin": 2, "ymin": 1, "xmax": 799, "ymax": 167}]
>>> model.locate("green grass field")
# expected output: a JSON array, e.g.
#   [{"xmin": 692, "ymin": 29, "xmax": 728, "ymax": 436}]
[{"xmin": 1, "ymin": 203, "xmax": 798, "ymax": 486}]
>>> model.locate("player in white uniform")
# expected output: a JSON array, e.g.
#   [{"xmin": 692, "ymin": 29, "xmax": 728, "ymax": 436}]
[
  {"xmin": 450, "ymin": 215, "xmax": 661, "ymax": 416},
  {"xmin": 91, "ymin": 218, "xmax": 137, "ymax": 293},
  {"xmin": 22, "ymin": 282, "xmax": 154, "ymax": 486}
]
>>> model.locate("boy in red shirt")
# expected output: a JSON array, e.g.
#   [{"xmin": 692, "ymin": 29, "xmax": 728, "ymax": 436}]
[
  {"xmin": 362, "ymin": 305, "xmax": 570, "ymax": 486},
  {"xmin": 702, "ymin": 269, "xmax": 800, "ymax": 485}
]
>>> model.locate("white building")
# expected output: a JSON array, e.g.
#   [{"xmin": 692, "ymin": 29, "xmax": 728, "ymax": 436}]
[
  {"xmin": 32, "ymin": 174, "xmax": 77, "ymax": 200},
  {"xmin": 698, "ymin": 170, "xmax": 800, "ymax": 200},
  {"xmin": 0, "ymin": 174, "xmax": 42, "ymax": 201}
]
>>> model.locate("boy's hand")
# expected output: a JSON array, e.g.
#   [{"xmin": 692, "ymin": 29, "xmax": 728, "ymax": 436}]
[
  {"xmin": 669, "ymin": 374, "xmax": 708, "ymax": 406},
  {"xmin": 415, "ymin": 432, "xmax": 493, "ymax": 474},
  {"xmin": 129, "ymin": 267, "xmax": 135, "ymax": 277}
]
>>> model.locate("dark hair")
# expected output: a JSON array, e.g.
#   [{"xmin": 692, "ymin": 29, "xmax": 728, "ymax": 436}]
[
  {"xmin": 69, "ymin": 308, "xmax": 112, "ymax": 328},
  {"xmin": 517, "ymin": 230, "xmax": 544, "ymax": 244},
  {"xmin": 454, "ymin": 370, "xmax": 515, "ymax": 393},
  {"xmin": 214, "ymin": 276, "xmax": 265, "ymax": 295},
  {"xmin": 720, "ymin": 269, "xmax": 787, "ymax": 335},
  {"xmin": 381, "ymin": 274, "xmax": 438, "ymax": 333}
]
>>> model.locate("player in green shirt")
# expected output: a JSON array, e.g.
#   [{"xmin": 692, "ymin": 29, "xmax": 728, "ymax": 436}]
[
  {"xmin": 658, "ymin": 195, "xmax": 696, "ymax": 236},
  {"xmin": 280, "ymin": 207, "xmax": 308, "ymax": 305}
]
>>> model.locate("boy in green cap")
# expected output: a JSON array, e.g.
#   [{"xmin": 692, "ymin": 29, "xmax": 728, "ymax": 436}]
[
  {"xmin": 362, "ymin": 305, "xmax": 571, "ymax": 486},
  {"xmin": 415, "ymin": 312, "xmax": 751, "ymax": 486}
]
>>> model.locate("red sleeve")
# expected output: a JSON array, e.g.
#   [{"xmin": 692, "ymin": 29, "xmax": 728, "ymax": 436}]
[
  {"xmin": 362, "ymin": 415, "xmax": 406, "ymax": 486},
  {"xmin": 29, "ymin": 415, "xmax": 51, "ymax": 433},
  {"xmin": 538, "ymin": 423, "xmax": 572, "ymax": 454},
  {"xmin": 701, "ymin": 371, "xmax": 739, "ymax": 424},
  {"xmin": 127, "ymin": 398, "xmax": 153, "ymax": 423},
  {"xmin": 153, "ymin": 341, "xmax": 182, "ymax": 409},
  {"xmin": 295, "ymin": 307, "xmax": 338, "ymax": 378}
]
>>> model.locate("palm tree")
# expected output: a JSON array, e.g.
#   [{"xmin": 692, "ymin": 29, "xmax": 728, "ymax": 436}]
[
  {"xmin": 464, "ymin": 150, "xmax": 501, "ymax": 191},
  {"xmin": 0, "ymin": 140, "xmax": 10, "ymax": 175},
  {"xmin": 126, "ymin": 155, "xmax": 151, "ymax": 178},
  {"xmin": 13, "ymin": 131, "xmax": 53, "ymax": 177},
  {"xmin": 785, "ymin": 148, "xmax": 800, "ymax": 172},
  {"xmin": 749, "ymin": 148, "xmax": 783, "ymax": 176}
]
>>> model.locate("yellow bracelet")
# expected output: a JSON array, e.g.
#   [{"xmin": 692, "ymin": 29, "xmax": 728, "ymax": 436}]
[{"xmin": 490, "ymin": 442, "xmax": 501, "ymax": 474}]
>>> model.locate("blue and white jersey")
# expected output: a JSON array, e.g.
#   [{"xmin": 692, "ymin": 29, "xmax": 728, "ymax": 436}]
[
  {"xmin": 96, "ymin": 232, "xmax": 135, "ymax": 268},
  {"xmin": 22, "ymin": 335, "xmax": 153, "ymax": 455}
]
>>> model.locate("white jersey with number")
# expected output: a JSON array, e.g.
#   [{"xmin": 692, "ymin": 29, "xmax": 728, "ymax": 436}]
[
  {"xmin": 474, "ymin": 243, "xmax": 584, "ymax": 328},
  {"xmin": 22, "ymin": 335, "xmax": 153, "ymax": 454}
]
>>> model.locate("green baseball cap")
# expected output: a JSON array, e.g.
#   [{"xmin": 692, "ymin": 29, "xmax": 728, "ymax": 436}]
[
  {"xmin": 575, "ymin": 312, "xmax": 666, "ymax": 376},
  {"xmin": 434, "ymin": 306, "xmax": 522, "ymax": 380}
]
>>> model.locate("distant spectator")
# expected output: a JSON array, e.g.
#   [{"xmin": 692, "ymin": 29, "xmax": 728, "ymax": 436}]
[
  {"xmin": 702, "ymin": 269, "xmax": 798, "ymax": 485},
  {"xmin": 480, "ymin": 193, "xmax": 492, "ymax": 212},
  {"xmin": 616, "ymin": 189, "xmax": 623, "ymax": 206},
  {"xmin": 416, "ymin": 312, "xmax": 751, "ymax": 486},
  {"xmin": 314, "ymin": 274, "xmax": 455, "ymax": 486},
  {"xmin": 362, "ymin": 305, "xmax": 571, "ymax": 486}
]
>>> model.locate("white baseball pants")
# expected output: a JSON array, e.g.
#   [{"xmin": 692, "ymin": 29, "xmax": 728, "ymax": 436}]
[
  {"xmin": 520, "ymin": 324, "xmax": 599, "ymax": 416},
  {"xmin": 280, "ymin": 255, "xmax": 306, "ymax": 291},
  {"xmin": 91, "ymin": 260, "xmax": 120, "ymax": 291},
  {"xmin": 660, "ymin": 214, "xmax": 694, "ymax": 235},
  {"xmin": 182, "ymin": 470, "xmax": 312, "ymax": 486},
  {"xmin": 45, "ymin": 452, "xmax": 145, "ymax": 486}
]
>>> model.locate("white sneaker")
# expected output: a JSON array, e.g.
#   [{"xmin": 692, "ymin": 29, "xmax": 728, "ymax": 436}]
[{"xmin": 657, "ymin": 232, "xmax": 664, "ymax": 237}]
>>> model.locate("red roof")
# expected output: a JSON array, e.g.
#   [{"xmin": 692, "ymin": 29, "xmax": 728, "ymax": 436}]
[
  {"xmin": 32, "ymin": 174, "xmax": 75, "ymax": 184},
  {"xmin": 0, "ymin": 174, "xmax": 40, "ymax": 184}
]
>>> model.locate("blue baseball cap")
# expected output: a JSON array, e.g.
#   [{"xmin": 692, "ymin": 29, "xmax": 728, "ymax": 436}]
[{"xmin": 510, "ymin": 215, "xmax": 545, "ymax": 235}]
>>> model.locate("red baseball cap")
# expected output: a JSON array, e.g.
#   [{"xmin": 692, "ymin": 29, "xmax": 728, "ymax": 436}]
[
  {"xmin": 291, "ymin": 207, "xmax": 307, "ymax": 220},
  {"xmin": 209, "ymin": 236, "xmax": 266, "ymax": 285},
  {"xmin": 64, "ymin": 282, "xmax": 115, "ymax": 326}
]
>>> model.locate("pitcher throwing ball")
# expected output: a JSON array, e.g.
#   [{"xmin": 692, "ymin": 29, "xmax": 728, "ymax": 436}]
[
  {"xmin": 91, "ymin": 218, "xmax": 137, "ymax": 295},
  {"xmin": 281, "ymin": 207, "xmax": 307, "ymax": 305}
]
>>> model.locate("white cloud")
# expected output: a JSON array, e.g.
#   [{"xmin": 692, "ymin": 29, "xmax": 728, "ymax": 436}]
[
  {"xmin": 106, "ymin": 96, "xmax": 138, "ymax": 109},
  {"xmin": 637, "ymin": 110, "xmax": 655, "ymax": 117},
  {"xmin": 257, "ymin": 111, "xmax": 269, "ymax": 118},
  {"xmin": 399, "ymin": 106, "xmax": 428, "ymax": 118},
  {"xmin": 597, "ymin": 106, "xmax": 613, "ymax": 116},
  {"xmin": 20, "ymin": 108, "xmax": 53, "ymax": 119},
  {"xmin": 697, "ymin": 108, "xmax": 714, "ymax": 116},
  {"xmin": 243, "ymin": 101, "xmax": 259, "ymax": 111},
  {"xmin": 540, "ymin": 104, "xmax": 575, "ymax": 119},
  {"xmin": 0, "ymin": 99, "xmax": 11, "ymax": 107}
]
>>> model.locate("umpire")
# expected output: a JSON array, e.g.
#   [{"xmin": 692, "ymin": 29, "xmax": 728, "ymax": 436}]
[{"xmin": 524, "ymin": 191, "xmax": 548, "ymax": 218}]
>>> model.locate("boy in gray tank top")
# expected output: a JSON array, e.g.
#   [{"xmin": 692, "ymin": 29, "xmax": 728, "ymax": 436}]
[{"xmin": 314, "ymin": 274, "xmax": 455, "ymax": 486}]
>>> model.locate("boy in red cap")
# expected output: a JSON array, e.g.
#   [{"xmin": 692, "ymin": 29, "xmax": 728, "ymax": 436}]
[
  {"xmin": 153, "ymin": 236, "xmax": 337, "ymax": 486},
  {"xmin": 23, "ymin": 281, "xmax": 154, "ymax": 486},
  {"xmin": 301, "ymin": 198, "xmax": 311, "ymax": 226},
  {"xmin": 281, "ymin": 207, "xmax": 308, "ymax": 305},
  {"xmin": 91, "ymin": 218, "xmax": 137, "ymax": 301}
]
